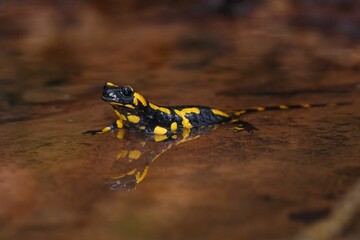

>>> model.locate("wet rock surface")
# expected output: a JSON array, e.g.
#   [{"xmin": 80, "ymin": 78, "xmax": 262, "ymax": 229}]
[{"xmin": 0, "ymin": 1, "xmax": 360, "ymax": 240}]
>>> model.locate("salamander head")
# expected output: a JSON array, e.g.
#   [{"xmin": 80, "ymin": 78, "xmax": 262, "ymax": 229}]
[{"xmin": 102, "ymin": 82, "xmax": 147, "ymax": 109}]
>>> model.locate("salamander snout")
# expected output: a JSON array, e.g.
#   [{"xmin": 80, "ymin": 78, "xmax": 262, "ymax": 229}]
[
  {"xmin": 101, "ymin": 82, "xmax": 135, "ymax": 105},
  {"xmin": 102, "ymin": 85, "xmax": 118, "ymax": 102}
]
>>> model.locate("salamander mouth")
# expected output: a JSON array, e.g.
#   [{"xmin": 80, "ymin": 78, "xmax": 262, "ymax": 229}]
[
  {"xmin": 101, "ymin": 89, "xmax": 119, "ymax": 101},
  {"xmin": 101, "ymin": 95, "xmax": 117, "ymax": 102}
]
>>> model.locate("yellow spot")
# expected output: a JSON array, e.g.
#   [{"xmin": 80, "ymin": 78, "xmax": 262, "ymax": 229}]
[
  {"xmin": 279, "ymin": 105, "xmax": 289, "ymax": 109},
  {"xmin": 125, "ymin": 104, "xmax": 135, "ymax": 109},
  {"xmin": 128, "ymin": 150, "xmax": 141, "ymax": 160},
  {"xmin": 170, "ymin": 122, "xmax": 178, "ymax": 131},
  {"xmin": 114, "ymin": 110, "xmax": 127, "ymax": 121},
  {"xmin": 102, "ymin": 126, "xmax": 111, "ymax": 133},
  {"xmin": 154, "ymin": 134, "xmax": 168, "ymax": 142},
  {"xmin": 139, "ymin": 126, "xmax": 145, "ymax": 130},
  {"xmin": 211, "ymin": 109, "xmax": 230, "ymax": 117},
  {"xmin": 133, "ymin": 97, "xmax": 138, "ymax": 105},
  {"xmin": 302, "ymin": 103, "xmax": 311, "ymax": 108},
  {"xmin": 154, "ymin": 126, "xmax": 168, "ymax": 135},
  {"xmin": 234, "ymin": 127, "xmax": 244, "ymax": 131},
  {"xmin": 255, "ymin": 106, "xmax": 265, "ymax": 111},
  {"xmin": 114, "ymin": 110, "xmax": 121, "ymax": 118},
  {"xmin": 149, "ymin": 103, "xmax": 171, "ymax": 114},
  {"xmin": 134, "ymin": 93, "xmax": 147, "ymax": 106},
  {"xmin": 174, "ymin": 109, "xmax": 193, "ymax": 129},
  {"xmin": 106, "ymin": 82, "xmax": 119, "ymax": 87},
  {"xmin": 127, "ymin": 115, "xmax": 140, "ymax": 123},
  {"xmin": 120, "ymin": 114, "xmax": 127, "ymax": 120},
  {"xmin": 234, "ymin": 110, "xmax": 247, "ymax": 116},
  {"xmin": 116, "ymin": 120, "xmax": 123, "ymax": 128},
  {"xmin": 136, "ymin": 166, "xmax": 149, "ymax": 183},
  {"xmin": 177, "ymin": 130, "xmax": 200, "ymax": 145},
  {"xmin": 126, "ymin": 168, "xmax": 137, "ymax": 175},
  {"xmin": 110, "ymin": 102, "xmax": 124, "ymax": 106},
  {"xmin": 117, "ymin": 129, "xmax": 125, "ymax": 139},
  {"xmin": 171, "ymin": 135, "xmax": 177, "ymax": 139},
  {"xmin": 182, "ymin": 129, "xmax": 190, "ymax": 139},
  {"xmin": 183, "ymin": 118, "xmax": 192, "ymax": 129},
  {"xmin": 182, "ymin": 107, "xmax": 200, "ymax": 114},
  {"xmin": 116, "ymin": 150, "xmax": 128, "ymax": 159}
]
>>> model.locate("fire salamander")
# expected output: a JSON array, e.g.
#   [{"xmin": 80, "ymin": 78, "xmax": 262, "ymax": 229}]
[{"xmin": 83, "ymin": 82, "xmax": 348, "ymax": 136}]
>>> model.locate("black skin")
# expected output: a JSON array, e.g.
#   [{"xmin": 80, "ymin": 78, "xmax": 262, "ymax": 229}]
[{"xmin": 83, "ymin": 83, "xmax": 257, "ymax": 135}]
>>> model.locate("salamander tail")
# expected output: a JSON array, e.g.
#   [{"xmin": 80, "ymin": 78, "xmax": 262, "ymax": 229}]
[{"xmin": 233, "ymin": 102, "xmax": 351, "ymax": 117}]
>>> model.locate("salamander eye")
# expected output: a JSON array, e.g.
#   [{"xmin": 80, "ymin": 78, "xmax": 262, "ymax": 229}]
[{"xmin": 121, "ymin": 86, "xmax": 133, "ymax": 97}]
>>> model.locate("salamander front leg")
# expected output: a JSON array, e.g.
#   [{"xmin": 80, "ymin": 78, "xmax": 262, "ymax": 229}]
[
  {"xmin": 232, "ymin": 120, "xmax": 258, "ymax": 133},
  {"xmin": 82, "ymin": 120, "xmax": 123, "ymax": 135}
]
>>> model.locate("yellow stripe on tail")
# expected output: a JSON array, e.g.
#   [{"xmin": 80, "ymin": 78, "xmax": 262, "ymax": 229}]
[{"xmin": 233, "ymin": 102, "xmax": 351, "ymax": 117}]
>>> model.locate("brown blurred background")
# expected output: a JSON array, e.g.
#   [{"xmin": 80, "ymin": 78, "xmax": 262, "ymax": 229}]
[{"xmin": 1, "ymin": 0, "xmax": 359, "ymax": 90}]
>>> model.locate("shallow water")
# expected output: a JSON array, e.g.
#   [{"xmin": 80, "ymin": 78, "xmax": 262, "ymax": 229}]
[{"xmin": 1, "ymin": 2, "xmax": 360, "ymax": 240}]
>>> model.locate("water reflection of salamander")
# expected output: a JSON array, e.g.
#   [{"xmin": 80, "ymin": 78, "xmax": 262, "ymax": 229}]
[
  {"xmin": 83, "ymin": 82, "xmax": 349, "ymax": 136},
  {"xmin": 105, "ymin": 127, "xmax": 214, "ymax": 191}
]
